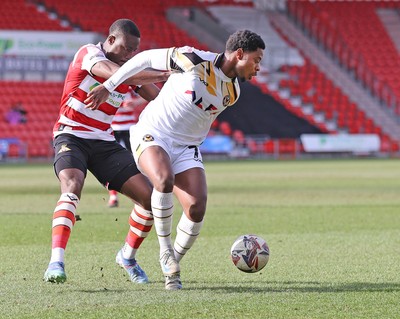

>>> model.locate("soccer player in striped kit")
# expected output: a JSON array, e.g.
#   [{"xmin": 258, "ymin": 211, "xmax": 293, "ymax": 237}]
[
  {"xmin": 85, "ymin": 30, "xmax": 265, "ymax": 290},
  {"xmin": 43, "ymin": 19, "xmax": 168, "ymax": 284}
]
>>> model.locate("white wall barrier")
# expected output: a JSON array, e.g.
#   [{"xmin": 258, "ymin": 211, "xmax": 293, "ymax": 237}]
[
  {"xmin": 0, "ymin": 30, "xmax": 101, "ymax": 57},
  {"xmin": 301, "ymin": 134, "xmax": 380, "ymax": 153}
]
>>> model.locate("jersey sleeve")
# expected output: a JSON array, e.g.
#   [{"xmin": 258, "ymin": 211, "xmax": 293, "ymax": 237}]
[
  {"xmin": 168, "ymin": 46, "xmax": 218, "ymax": 72},
  {"xmin": 103, "ymin": 47, "xmax": 219, "ymax": 92},
  {"xmin": 80, "ymin": 44, "xmax": 108, "ymax": 75},
  {"xmin": 103, "ymin": 48, "xmax": 171, "ymax": 92}
]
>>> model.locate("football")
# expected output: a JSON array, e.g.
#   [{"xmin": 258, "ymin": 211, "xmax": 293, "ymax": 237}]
[{"xmin": 230, "ymin": 234, "xmax": 270, "ymax": 273}]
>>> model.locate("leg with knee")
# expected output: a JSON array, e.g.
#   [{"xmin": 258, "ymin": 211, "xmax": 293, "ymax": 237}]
[
  {"xmin": 44, "ymin": 168, "xmax": 84, "ymax": 283},
  {"xmin": 173, "ymin": 168, "xmax": 207, "ymax": 262}
]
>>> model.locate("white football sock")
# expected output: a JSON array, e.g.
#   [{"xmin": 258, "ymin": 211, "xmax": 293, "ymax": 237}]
[
  {"xmin": 151, "ymin": 189, "xmax": 174, "ymax": 256},
  {"xmin": 50, "ymin": 247, "xmax": 65, "ymax": 264},
  {"xmin": 174, "ymin": 213, "xmax": 204, "ymax": 262}
]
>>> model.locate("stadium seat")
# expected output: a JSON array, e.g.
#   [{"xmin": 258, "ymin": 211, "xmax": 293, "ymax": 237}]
[
  {"xmin": 288, "ymin": 0, "xmax": 400, "ymax": 114},
  {"xmin": 219, "ymin": 121, "xmax": 232, "ymax": 136},
  {"xmin": 0, "ymin": 0, "xmax": 71, "ymax": 30},
  {"xmin": 0, "ymin": 80, "xmax": 62, "ymax": 159}
]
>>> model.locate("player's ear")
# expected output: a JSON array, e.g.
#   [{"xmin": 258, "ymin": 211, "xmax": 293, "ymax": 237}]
[
  {"xmin": 107, "ymin": 35, "xmax": 116, "ymax": 45},
  {"xmin": 236, "ymin": 48, "xmax": 244, "ymax": 60}
]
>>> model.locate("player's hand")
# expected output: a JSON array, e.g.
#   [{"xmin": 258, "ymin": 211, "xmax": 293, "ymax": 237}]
[
  {"xmin": 166, "ymin": 70, "xmax": 181, "ymax": 78},
  {"xmin": 84, "ymin": 84, "xmax": 109, "ymax": 110},
  {"xmin": 162, "ymin": 70, "xmax": 175, "ymax": 81}
]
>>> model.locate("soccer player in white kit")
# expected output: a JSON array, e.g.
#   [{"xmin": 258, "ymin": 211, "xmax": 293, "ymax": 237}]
[{"xmin": 86, "ymin": 30, "xmax": 265, "ymax": 290}]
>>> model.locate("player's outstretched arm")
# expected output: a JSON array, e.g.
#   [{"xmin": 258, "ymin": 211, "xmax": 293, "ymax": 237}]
[
  {"xmin": 91, "ymin": 60, "xmax": 166, "ymax": 84},
  {"xmin": 85, "ymin": 48, "xmax": 170, "ymax": 109},
  {"xmin": 125, "ymin": 69, "xmax": 171, "ymax": 86},
  {"xmin": 103, "ymin": 48, "xmax": 170, "ymax": 92}
]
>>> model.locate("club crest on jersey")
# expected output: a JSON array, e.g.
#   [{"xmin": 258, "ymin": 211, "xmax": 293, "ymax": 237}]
[
  {"xmin": 58, "ymin": 144, "xmax": 71, "ymax": 154},
  {"xmin": 223, "ymin": 95, "xmax": 231, "ymax": 107},
  {"xmin": 143, "ymin": 134, "xmax": 154, "ymax": 142}
]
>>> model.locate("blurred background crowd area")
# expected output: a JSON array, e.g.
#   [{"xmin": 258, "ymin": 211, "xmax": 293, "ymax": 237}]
[{"xmin": 1, "ymin": 0, "xmax": 400, "ymax": 161}]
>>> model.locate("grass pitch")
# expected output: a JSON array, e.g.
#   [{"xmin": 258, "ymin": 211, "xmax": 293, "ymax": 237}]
[{"xmin": 0, "ymin": 159, "xmax": 399, "ymax": 319}]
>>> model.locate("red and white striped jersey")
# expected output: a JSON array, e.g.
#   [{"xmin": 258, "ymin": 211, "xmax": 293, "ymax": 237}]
[{"xmin": 53, "ymin": 43, "xmax": 131, "ymax": 141}]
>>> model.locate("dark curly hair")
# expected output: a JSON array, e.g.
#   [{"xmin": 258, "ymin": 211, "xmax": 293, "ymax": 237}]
[
  {"xmin": 109, "ymin": 19, "xmax": 140, "ymax": 38},
  {"xmin": 225, "ymin": 30, "xmax": 265, "ymax": 53}
]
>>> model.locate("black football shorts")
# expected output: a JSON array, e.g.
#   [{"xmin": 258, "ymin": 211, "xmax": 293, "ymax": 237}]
[
  {"xmin": 114, "ymin": 130, "xmax": 132, "ymax": 152},
  {"xmin": 53, "ymin": 133, "xmax": 140, "ymax": 191}
]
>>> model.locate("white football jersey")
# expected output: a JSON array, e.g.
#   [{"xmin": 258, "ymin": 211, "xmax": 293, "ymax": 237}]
[{"xmin": 105, "ymin": 47, "xmax": 241, "ymax": 145}]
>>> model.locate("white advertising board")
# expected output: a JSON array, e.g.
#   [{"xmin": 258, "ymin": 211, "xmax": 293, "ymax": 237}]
[
  {"xmin": 301, "ymin": 134, "xmax": 380, "ymax": 153},
  {"xmin": 0, "ymin": 30, "xmax": 101, "ymax": 57}
]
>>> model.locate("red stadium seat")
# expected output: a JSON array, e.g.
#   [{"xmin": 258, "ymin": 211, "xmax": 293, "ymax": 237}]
[
  {"xmin": 288, "ymin": 0, "xmax": 400, "ymax": 114},
  {"xmin": 0, "ymin": 0, "xmax": 71, "ymax": 31},
  {"xmin": 0, "ymin": 81, "xmax": 63, "ymax": 158}
]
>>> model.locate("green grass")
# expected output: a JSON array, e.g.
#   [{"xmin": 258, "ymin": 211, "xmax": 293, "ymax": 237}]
[{"xmin": 0, "ymin": 159, "xmax": 399, "ymax": 319}]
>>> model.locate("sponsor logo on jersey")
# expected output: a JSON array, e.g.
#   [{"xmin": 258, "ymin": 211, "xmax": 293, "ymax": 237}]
[
  {"xmin": 223, "ymin": 95, "xmax": 230, "ymax": 107},
  {"xmin": 107, "ymin": 91, "xmax": 125, "ymax": 107},
  {"xmin": 58, "ymin": 144, "xmax": 71, "ymax": 154},
  {"xmin": 199, "ymin": 78, "xmax": 208, "ymax": 86},
  {"xmin": 90, "ymin": 54, "xmax": 104, "ymax": 60},
  {"xmin": 143, "ymin": 134, "xmax": 154, "ymax": 142},
  {"xmin": 89, "ymin": 82, "xmax": 100, "ymax": 91}
]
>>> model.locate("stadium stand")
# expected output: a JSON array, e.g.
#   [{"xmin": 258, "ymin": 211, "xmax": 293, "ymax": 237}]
[
  {"xmin": 1, "ymin": 0, "xmax": 400, "ymax": 160},
  {"xmin": 38, "ymin": 0, "xmax": 212, "ymax": 50},
  {"xmin": 285, "ymin": 0, "xmax": 400, "ymax": 152},
  {"xmin": 200, "ymin": 1, "xmax": 400, "ymax": 153},
  {"xmin": 0, "ymin": 81, "xmax": 62, "ymax": 159},
  {"xmin": 0, "ymin": 0, "xmax": 71, "ymax": 31},
  {"xmin": 287, "ymin": 0, "xmax": 400, "ymax": 119},
  {"xmin": 288, "ymin": 1, "xmax": 400, "ymax": 120}
]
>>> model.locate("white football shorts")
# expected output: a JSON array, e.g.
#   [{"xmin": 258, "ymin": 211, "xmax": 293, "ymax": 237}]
[{"xmin": 129, "ymin": 125, "xmax": 204, "ymax": 175}]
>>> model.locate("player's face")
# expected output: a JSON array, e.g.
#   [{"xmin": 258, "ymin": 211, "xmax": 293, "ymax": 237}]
[
  {"xmin": 107, "ymin": 33, "xmax": 140, "ymax": 66},
  {"xmin": 236, "ymin": 48, "xmax": 263, "ymax": 82}
]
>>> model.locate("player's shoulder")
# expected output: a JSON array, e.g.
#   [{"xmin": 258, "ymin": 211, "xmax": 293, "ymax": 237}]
[
  {"xmin": 75, "ymin": 43, "xmax": 103, "ymax": 59},
  {"xmin": 174, "ymin": 46, "xmax": 218, "ymax": 63}
]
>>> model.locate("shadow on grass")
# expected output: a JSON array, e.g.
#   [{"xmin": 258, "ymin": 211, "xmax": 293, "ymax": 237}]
[
  {"xmin": 76, "ymin": 281, "xmax": 400, "ymax": 294},
  {"xmin": 76, "ymin": 282, "xmax": 162, "ymax": 294},
  {"xmin": 183, "ymin": 280, "xmax": 400, "ymax": 293},
  {"xmin": 79, "ymin": 289, "xmax": 127, "ymax": 293}
]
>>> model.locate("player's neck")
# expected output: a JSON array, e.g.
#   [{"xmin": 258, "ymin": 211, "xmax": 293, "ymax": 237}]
[{"xmin": 220, "ymin": 52, "xmax": 236, "ymax": 79}]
